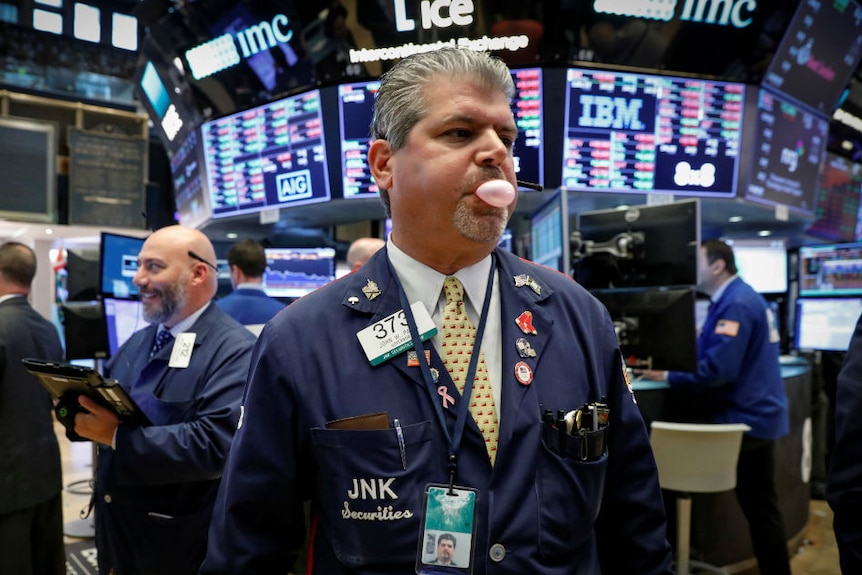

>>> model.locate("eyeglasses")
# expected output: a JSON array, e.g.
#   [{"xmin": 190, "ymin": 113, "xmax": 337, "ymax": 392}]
[{"xmin": 187, "ymin": 250, "xmax": 218, "ymax": 272}]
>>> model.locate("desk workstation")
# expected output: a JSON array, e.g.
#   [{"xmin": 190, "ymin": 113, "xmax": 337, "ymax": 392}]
[{"xmin": 631, "ymin": 356, "xmax": 812, "ymax": 569}]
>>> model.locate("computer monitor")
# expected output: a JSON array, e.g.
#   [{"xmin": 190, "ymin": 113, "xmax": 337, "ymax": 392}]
[
  {"xmin": 795, "ymin": 297, "xmax": 862, "ymax": 351},
  {"xmin": 592, "ymin": 288, "xmax": 697, "ymax": 372},
  {"xmin": 725, "ymin": 239, "xmax": 788, "ymax": 294},
  {"xmin": 61, "ymin": 301, "xmax": 108, "ymax": 360},
  {"xmin": 529, "ymin": 189, "xmax": 570, "ymax": 276},
  {"xmin": 103, "ymin": 298, "xmax": 146, "ymax": 357},
  {"xmin": 65, "ymin": 249, "xmax": 99, "ymax": 302},
  {"xmin": 807, "ymin": 151, "xmax": 862, "ymax": 242},
  {"xmin": 798, "ymin": 241, "xmax": 862, "ymax": 297},
  {"xmin": 100, "ymin": 232, "xmax": 146, "ymax": 299},
  {"xmin": 263, "ymin": 247, "xmax": 336, "ymax": 299},
  {"xmin": 572, "ymin": 199, "xmax": 701, "ymax": 289}
]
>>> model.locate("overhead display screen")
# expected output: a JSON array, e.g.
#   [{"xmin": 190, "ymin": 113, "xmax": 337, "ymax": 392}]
[
  {"xmin": 511, "ymin": 67, "xmax": 543, "ymax": 188},
  {"xmin": 338, "ymin": 80, "xmax": 380, "ymax": 199},
  {"xmin": 762, "ymin": 0, "xmax": 862, "ymax": 114},
  {"xmin": 743, "ymin": 89, "xmax": 828, "ymax": 214},
  {"xmin": 337, "ymin": 68, "xmax": 544, "ymax": 199},
  {"xmin": 171, "ymin": 129, "xmax": 211, "ymax": 230},
  {"xmin": 561, "ymin": 68, "xmax": 744, "ymax": 197},
  {"xmin": 807, "ymin": 152, "xmax": 862, "ymax": 242},
  {"xmin": 202, "ymin": 89, "xmax": 331, "ymax": 218}
]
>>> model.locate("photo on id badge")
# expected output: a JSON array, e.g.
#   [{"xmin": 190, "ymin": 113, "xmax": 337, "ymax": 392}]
[{"xmin": 416, "ymin": 484, "xmax": 476, "ymax": 574}]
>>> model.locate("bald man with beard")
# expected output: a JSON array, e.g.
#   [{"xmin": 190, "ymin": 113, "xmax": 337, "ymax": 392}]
[{"xmin": 70, "ymin": 225, "xmax": 256, "ymax": 575}]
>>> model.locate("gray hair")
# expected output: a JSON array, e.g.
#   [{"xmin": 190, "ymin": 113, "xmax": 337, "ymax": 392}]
[{"xmin": 370, "ymin": 48, "xmax": 515, "ymax": 215}]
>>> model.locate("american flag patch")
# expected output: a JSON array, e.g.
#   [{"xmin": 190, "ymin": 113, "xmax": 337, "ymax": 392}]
[{"xmin": 715, "ymin": 319, "xmax": 740, "ymax": 337}]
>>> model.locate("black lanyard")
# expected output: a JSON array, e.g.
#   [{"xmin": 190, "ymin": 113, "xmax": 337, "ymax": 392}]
[{"xmin": 390, "ymin": 254, "xmax": 496, "ymax": 489}]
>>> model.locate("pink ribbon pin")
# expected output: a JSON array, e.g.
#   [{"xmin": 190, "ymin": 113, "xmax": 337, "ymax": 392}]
[{"xmin": 438, "ymin": 386, "xmax": 455, "ymax": 409}]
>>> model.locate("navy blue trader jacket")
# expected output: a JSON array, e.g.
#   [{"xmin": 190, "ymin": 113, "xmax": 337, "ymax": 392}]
[
  {"xmin": 202, "ymin": 247, "xmax": 673, "ymax": 574},
  {"xmin": 96, "ymin": 303, "xmax": 255, "ymax": 575},
  {"xmin": 668, "ymin": 277, "xmax": 789, "ymax": 440},
  {"xmin": 215, "ymin": 287, "xmax": 285, "ymax": 325},
  {"xmin": 826, "ymin": 313, "xmax": 862, "ymax": 574}
]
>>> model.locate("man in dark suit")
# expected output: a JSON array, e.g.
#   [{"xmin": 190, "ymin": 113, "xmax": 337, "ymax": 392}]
[
  {"xmin": 202, "ymin": 48, "xmax": 672, "ymax": 575},
  {"xmin": 0, "ymin": 241, "xmax": 64, "ymax": 574},
  {"xmin": 70, "ymin": 225, "xmax": 256, "ymax": 575},
  {"xmin": 827, "ymin": 312, "xmax": 862, "ymax": 573},
  {"xmin": 216, "ymin": 239, "xmax": 284, "ymax": 326}
]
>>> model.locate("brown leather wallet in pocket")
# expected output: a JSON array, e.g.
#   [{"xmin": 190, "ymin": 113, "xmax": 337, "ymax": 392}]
[{"xmin": 325, "ymin": 411, "xmax": 389, "ymax": 430}]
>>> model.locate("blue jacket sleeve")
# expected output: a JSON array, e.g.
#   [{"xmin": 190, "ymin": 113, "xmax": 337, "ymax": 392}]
[{"xmin": 667, "ymin": 297, "xmax": 754, "ymax": 389}]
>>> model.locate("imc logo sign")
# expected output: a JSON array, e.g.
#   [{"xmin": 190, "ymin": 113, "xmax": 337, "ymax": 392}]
[
  {"xmin": 276, "ymin": 170, "xmax": 313, "ymax": 203},
  {"xmin": 185, "ymin": 14, "xmax": 295, "ymax": 80}
]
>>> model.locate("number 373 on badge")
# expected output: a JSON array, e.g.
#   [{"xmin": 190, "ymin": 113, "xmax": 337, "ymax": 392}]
[{"xmin": 356, "ymin": 302, "xmax": 437, "ymax": 366}]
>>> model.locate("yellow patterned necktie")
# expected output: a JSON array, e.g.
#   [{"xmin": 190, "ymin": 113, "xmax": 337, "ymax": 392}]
[{"xmin": 440, "ymin": 277, "xmax": 498, "ymax": 465}]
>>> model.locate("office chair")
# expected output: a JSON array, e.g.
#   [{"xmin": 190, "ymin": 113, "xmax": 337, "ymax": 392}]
[{"xmin": 649, "ymin": 421, "xmax": 751, "ymax": 575}]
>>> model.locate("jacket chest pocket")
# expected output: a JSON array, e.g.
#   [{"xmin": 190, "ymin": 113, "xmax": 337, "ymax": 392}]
[{"xmin": 309, "ymin": 420, "xmax": 445, "ymax": 567}]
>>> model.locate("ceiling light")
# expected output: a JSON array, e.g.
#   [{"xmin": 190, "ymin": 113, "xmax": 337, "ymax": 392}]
[
  {"xmin": 757, "ymin": 230, "xmax": 772, "ymax": 237},
  {"xmin": 44, "ymin": 228, "xmax": 53, "ymax": 235},
  {"xmin": 226, "ymin": 232, "xmax": 238, "ymax": 239},
  {"xmin": 728, "ymin": 216, "xmax": 743, "ymax": 223}
]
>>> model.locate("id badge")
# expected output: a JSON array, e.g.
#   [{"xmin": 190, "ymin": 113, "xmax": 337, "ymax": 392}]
[{"xmin": 415, "ymin": 484, "xmax": 477, "ymax": 575}]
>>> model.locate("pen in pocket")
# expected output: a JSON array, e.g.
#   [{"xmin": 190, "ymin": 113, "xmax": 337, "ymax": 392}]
[{"xmin": 393, "ymin": 418, "xmax": 407, "ymax": 470}]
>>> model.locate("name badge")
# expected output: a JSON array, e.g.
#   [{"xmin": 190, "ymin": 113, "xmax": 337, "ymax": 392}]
[
  {"xmin": 168, "ymin": 332, "xmax": 196, "ymax": 368},
  {"xmin": 357, "ymin": 302, "xmax": 437, "ymax": 366}
]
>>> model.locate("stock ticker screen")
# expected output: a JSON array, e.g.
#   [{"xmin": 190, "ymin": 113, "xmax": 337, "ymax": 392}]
[
  {"xmin": 561, "ymin": 68, "xmax": 745, "ymax": 197},
  {"xmin": 743, "ymin": 89, "xmax": 828, "ymax": 215},
  {"xmin": 762, "ymin": 0, "xmax": 862, "ymax": 114},
  {"xmin": 263, "ymin": 247, "xmax": 336, "ymax": 299},
  {"xmin": 201, "ymin": 89, "xmax": 331, "ymax": 217}
]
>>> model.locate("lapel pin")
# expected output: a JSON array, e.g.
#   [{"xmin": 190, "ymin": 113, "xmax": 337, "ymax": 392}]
[
  {"xmin": 407, "ymin": 349, "xmax": 431, "ymax": 367},
  {"xmin": 437, "ymin": 385, "xmax": 455, "ymax": 409},
  {"xmin": 361, "ymin": 279, "xmax": 381, "ymax": 301},
  {"xmin": 514, "ymin": 361, "xmax": 533, "ymax": 385},
  {"xmin": 516, "ymin": 337, "xmax": 537, "ymax": 358},
  {"xmin": 516, "ymin": 311, "xmax": 537, "ymax": 335},
  {"xmin": 347, "ymin": 296, "xmax": 360, "ymax": 305}
]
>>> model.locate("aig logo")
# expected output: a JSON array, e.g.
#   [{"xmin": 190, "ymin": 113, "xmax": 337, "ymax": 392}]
[
  {"xmin": 393, "ymin": 0, "xmax": 475, "ymax": 32},
  {"xmin": 276, "ymin": 170, "xmax": 313, "ymax": 202}
]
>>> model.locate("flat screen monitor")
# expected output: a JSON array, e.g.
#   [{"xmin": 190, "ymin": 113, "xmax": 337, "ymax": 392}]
[
  {"xmin": 510, "ymin": 67, "xmax": 544, "ymax": 189},
  {"xmin": 0, "ymin": 117, "xmax": 56, "ymax": 223},
  {"xmin": 573, "ymin": 199, "xmax": 701, "ymax": 289},
  {"xmin": 593, "ymin": 288, "xmax": 697, "ymax": 372},
  {"xmin": 798, "ymin": 241, "xmax": 862, "ymax": 297},
  {"xmin": 100, "ymin": 232, "xmax": 146, "ymax": 299},
  {"xmin": 263, "ymin": 247, "xmax": 336, "ymax": 299},
  {"xmin": 762, "ymin": 0, "xmax": 862, "ymax": 115},
  {"xmin": 560, "ymin": 68, "xmax": 745, "ymax": 197},
  {"xmin": 807, "ymin": 152, "xmax": 862, "ymax": 242},
  {"xmin": 795, "ymin": 297, "xmax": 862, "ymax": 351},
  {"xmin": 742, "ymin": 88, "xmax": 828, "ymax": 215},
  {"xmin": 135, "ymin": 37, "xmax": 201, "ymax": 155},
  {"xmin": 202, "ymin": 88, "xmax": 332, "ymax": 218},
  {"xmin": 103, "ymin": 297, "xmax": 146, "ymax": 357},
  {"xmin": 337, "ymin": 80, "xmax": 381, "ymax": 199},
  {"xmin": 336, "ymin": 68, "xmax": 544, "ymax": 199},
  {"xmin": 171, "ymin": 128, "xmax": 212, "ymax": 229},
  {"xmin": 65, "ymin": 249, "xmax": 99, "ymax": 302},
  {"xmin": 529, "ymin": 189, "xmax": 570, "ymax": 276},
  {"xmin": 725, "ymin": 239, "xmax": 788, "ymax": 294},
  {"xmin": 61, "ymin": 301, "xmax": 109, "ymax": 360}
]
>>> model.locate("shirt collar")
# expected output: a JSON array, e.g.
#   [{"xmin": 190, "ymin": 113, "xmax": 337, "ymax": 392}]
[
  {"xmin": 163, "ymin": 301, "xmax": 210, "ymax": 336},
  {"xmin": 710, "ymin": 274, "xmax": 738, "ymax": 304},
  {"xmin": 0, "ymin": 293, "xmax": 25, "ymax": 305},
  {"xmin": 236, "ymin": 282, "xmax": 265, "ymax": 291},
  {"xmin": 386, "ymin": 238, "xmax": 492, "ymax": 317}
]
